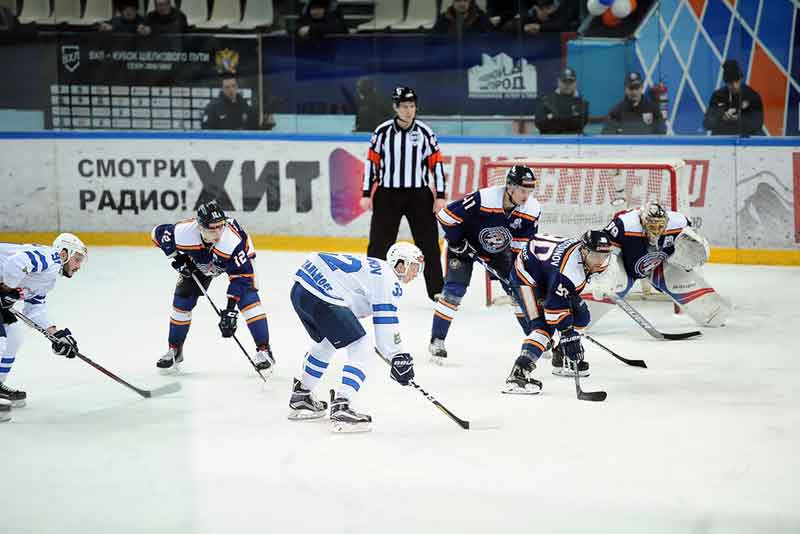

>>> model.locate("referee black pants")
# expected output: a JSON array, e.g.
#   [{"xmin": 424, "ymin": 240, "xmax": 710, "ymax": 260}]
[{"xmin": 366, "ymin": 187, "xmax": 444, "ymax": 301}]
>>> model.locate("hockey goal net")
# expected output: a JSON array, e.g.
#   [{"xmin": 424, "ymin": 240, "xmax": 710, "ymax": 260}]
[{"xmin": 480, "ymin": 158, "xmax": 689, "ymax": 306}]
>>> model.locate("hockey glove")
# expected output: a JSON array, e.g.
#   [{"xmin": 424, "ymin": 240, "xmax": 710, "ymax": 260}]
[
  {"xmin": 218, "ymin": 309, "xmax": 238, "ymax": 338},
  {"xmin": 390, "ymin": 353, "xmax": 414, "ymax": 386},
  {"xmin": 558, "ymin": 328, "xmax": 584, "ymax": 362},
  {"xmin": 447, "ymin": 240, "xmax": 470, "ymax": 256},
  {"xmin": 51, "ymin": 328, "xmax": 78, "ymax": 358},
  {"xmin": 171, "ymin": 254, "xmax": 198, "ymax": 279},
  {"xmin": 0, "ymin": 287, "xmax": 23, "ymax": 308}
]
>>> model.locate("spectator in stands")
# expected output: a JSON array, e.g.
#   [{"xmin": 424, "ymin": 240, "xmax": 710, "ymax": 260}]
[
  {"xmin": 602, "ymin": 71, "xmax": 666, "ymax": 135},
  {"xmin": 295, "ymin": 0, "xmax": 348, "ymax": 40},
  {"xmin": 433, "ymin": 0, "xmax": 493, "ymax": 35},
  {"xmin": 523, "ymin": 0, "xmax": 579, "ymax": 34},
  {"xmin": 487, "ymin": 0, "xmax": 527, "ymax": 32},
  {"xmin": 98, "ymin": 0, "xmax": 149, "ymax": 34},
  {"xmin": 703, "ymin": 59, "xmax": 764, "ymax": 136},
  {"xmin": 202, "ymin": 73, "xmax": 258, "ymax": 130},
  {"xmin": 144, "ymin": 0, "xmax": 188, "ymax": 35},
  {"xmin": 534, "ymin": 66, "xmax": 588, "ymax": 134},
  {"xmin": 354, "ymin": 77, "xmax": 393, "ymax": 133}
]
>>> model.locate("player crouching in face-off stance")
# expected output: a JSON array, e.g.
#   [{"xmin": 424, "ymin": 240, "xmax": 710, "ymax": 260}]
[
  {"xmin": 151, "ymin": 200, "xmax": 274, "ymax": 374},
  {"xmin": 504, "ymin": 231, "xmax": 612, "ymax": 394},
  {"xmin": 430, "ymin": 165, "xmax": 541, "ymax": 364},
  {"xmin": 0, "ymin": 234, "xmax": 87, "ymax": 420},
  {"xmin": 287, "ymin": 242, "xmax": 423, "ymax": 433},
  {"xmin": 587, "ymin": 201, "xmax": 731, "ymax": 327}
]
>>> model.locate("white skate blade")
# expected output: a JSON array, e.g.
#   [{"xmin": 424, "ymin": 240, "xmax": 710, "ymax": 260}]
[
  {"xmin": 330, "ymin": 420, "xmax": 372, "ymax": 433},
  {"xmin": 158, "ymin": 363, "xmax": 181, "ymax": 376},
  {"xmin": 501, "ymin": 384, "xmax": 541, "ymax": 395},
  {"xmin": 0, "ymin": 403, "xmax": 10, "ymax": 423},
  {"xmin": 288, "ymin": 409, "xmax": 327, "ymax": 421},
  {"xmin": 552, "ymin": 368, "xmax": 589, "ymax": 378},
  {"xmin": 9, "ymin": 399, "xmax": 26, "ymax": 408},
  {"xmin": 429, "ymin": 355, "xmax": 446, "ymax": 366}
]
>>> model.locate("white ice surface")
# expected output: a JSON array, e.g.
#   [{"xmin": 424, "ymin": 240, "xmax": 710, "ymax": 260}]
[{"xmin": 4, "ymin": 248, "xmax": 799, "ymax": 533}]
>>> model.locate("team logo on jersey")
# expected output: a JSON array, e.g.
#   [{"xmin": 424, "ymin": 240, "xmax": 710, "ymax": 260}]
[
  {"xmin": 634, "ymin": 251, "xmax": 668, "ymax": 277},
  {"xmin": 663, "ymin": 235, "xmax": 675, "ymax": 248},
  {"xmin": 394, "ymin": 333, "xmax": 402, "ymax": 345},
  {"xmin": 479, "ymin": 227, "xmax": 512, "ymax": 254},
  {"xmin": 510, "ymin": 219, "xmax": 522, "ymax": 229},
  {"xmin": 61, "ymin": 45, "xmax": 80, "ymax": 73},
  {"xmin": 409, "ymin": 131, "xmax": 421, "ymax": 147}
]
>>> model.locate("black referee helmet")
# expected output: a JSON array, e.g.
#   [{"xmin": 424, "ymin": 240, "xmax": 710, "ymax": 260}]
[{"xmin": 392, "ymin": 86, "xmax": 418, "ymax": 105}]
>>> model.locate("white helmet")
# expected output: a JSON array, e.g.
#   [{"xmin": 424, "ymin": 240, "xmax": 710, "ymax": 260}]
[
  {"xmin": 52, "ymin": 233, "xmax": 88, "ymax": 264},
  {"xmin": 386, "ymin": 241, "xmax": 424, "ymax": 283}
]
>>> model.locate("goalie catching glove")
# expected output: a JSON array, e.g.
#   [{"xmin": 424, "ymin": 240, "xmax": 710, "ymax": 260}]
[{"xmin": 669, "ymin": 227, "xmax": 710, "ymax": 271}]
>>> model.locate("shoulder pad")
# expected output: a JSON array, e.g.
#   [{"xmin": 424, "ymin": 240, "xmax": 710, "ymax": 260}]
[
  {"xmin": 477, "ymin": 185, "xmax": 503, "ymax": 210},
  {"xmin": 174, "ymin": 220, "xmax": 203, "ymax": 251}
]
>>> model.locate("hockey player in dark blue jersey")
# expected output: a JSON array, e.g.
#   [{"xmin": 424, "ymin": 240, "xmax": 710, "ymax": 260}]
[
  {"xmin": 151, "ymin": 200, "xmax": 274, "ymax": 374},
  {"xmin": 430, "ymin": 165, "xmax": 541, "ymax": 364},
  {"xmin": 504, "ymin": 231, "xmax": 613, "ymax": 394},
  {"xmin": 587, "ymin": 201, "xmax": 731, "ymax": 327}
]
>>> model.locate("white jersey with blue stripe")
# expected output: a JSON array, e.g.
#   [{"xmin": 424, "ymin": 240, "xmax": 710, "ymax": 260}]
[
  {"xmin": 294, "ymin": 252, "xmax": 406, "ymax": 358},
  {"xmin": 0, "ymin": 243, "xmax": 63, "ymax": 329}
]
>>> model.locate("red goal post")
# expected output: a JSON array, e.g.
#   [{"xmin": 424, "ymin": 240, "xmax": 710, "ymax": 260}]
[{"xmin": 478, "ymin": 158, "xmax": 689, "ymax": 306}]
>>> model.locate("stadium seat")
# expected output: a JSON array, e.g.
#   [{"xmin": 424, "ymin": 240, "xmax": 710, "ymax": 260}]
[
  {"xmin": 179, "ymin": 0, "xmax": 210, "ymax": 26},
  {"xmin": 356, "ymin": 0, "xmax": 404, "ymax": 31},
  {"xmin": 439, "ymin": 0, "xmax": 486, "ymax": 13},
  {"xmin": 53, "ymin": 0, "xmax": 83, "ymax": 23},
  {"xmin": 193, "ymin": 0, "xmax": 241, "ymax": 27},
  {"xmin": 392, "ymin": 0, "xmax": 437, "ymax": 30},
  {"xmin": 227, "ymin": 0, "xmax": 273, "ymax": 29},
  {"xmin": 82, "ymin": 0, "xmax": 112, "ymax": 23},
  {"xmin": 17, "ymin": 0, "xmax": 53, "ymax": 23}
]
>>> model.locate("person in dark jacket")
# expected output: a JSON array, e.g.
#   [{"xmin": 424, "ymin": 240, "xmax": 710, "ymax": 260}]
[
  {"xmin": 295, "ymin": 0, "xmax": 348, "ymax": 40},
  {"xmin": 487, "ymin": 0, "xmax": 527, "ymax": 32},
  {"xmin": 703, "ymin": 59, "xmax": 764, "ymax": 136},
  {"xmin": 523, "ymin": 0, "xmax": 579, "ymax": 34},
  {"xmin": 201, "ymin": 74, "xmax": 258, "ymax": 130},
  {"xmin": 534, "ymin": 66, "xmax": 589, "ymax": 134},
  {"xmin": 144, "ymin": 0, "xmax": 188, "ymax": 35},
  {"xmin": 97, "ymin": 0, "xmax": 148, "ymax": 34},
  {"xmin": 602, "ymin": 71, "xmax": 666, "ymax": 135},
  {"xmin": 433, "ymin": 0, "xmax": 493, "ymax": 35}
]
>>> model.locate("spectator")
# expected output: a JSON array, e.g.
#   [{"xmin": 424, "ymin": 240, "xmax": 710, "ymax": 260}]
[
  {"xmin": 433, "ymin": 0, "xmax": 493, "ymax": 35},
  {"xmin": 0, "ymin": 5, "xmax": 18, "ymax": 33},
  {"xmin": 144, "ymin": 0, "xmax": 188, "ymax": 35},
  {"xmin": 98, "ymin": 0, "xmax": 149, "ymax": 34},
  {"xmin": 523, "ymin": 0, "xmax": 578, "ymax": 34},
  {"xmin": 354, "ymin": 77, "xmax": 393, "ymax": 133},
  {"xmin": 703, "ymin": 59, "xmax": 764, "ymax": 136},
  {"xmin": 295, "ymin": 0, "xmax": 347, "ymax": 40},
  {"xmin": 201, "ymin": 73, "xmax": 258, "ymax": 130},
  {"xmin": 487, "ymin": 0, "xmax": 527, "ymax": 32},
  {"xmin": 602, "ymin": 71, "xmax": 666, "ymax": 135},
  {"xmin": 534, "ymin": 66, "xmax": 589, "ymax": 134}
]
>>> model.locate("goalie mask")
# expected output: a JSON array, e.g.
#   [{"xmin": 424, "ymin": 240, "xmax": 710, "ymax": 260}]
[
  {"xmin": 52, "ymin": 232, "xmax": 88, "ymax": 278},
  {"xmin": 197, "ymin": 200, "xmax": 227, "ymax": 243},
  {"xmin": 641, "ymin": 201, "xmax": 668, "ymax": 245},
  {"xmin": 386, "ymin": 241, "xmax": 424, "ymax": 284},
  {"xmin": 580, "ymin": 230, "xmax": 612, "ymax": 276}
]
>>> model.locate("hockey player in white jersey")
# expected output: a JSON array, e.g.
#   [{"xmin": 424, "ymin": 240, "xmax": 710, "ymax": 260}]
[
  {"xmin": 287, "ymin": 242, "xmax": 423, "ymax": 433},
  {"xmin": 0, "ymin": 233, "xmax": 87, "ymax": 418}
]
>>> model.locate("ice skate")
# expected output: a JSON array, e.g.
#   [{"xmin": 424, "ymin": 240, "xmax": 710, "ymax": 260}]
[
  {"xmin": 156, "ymin": 345, "xmax": 183, "ymax": 374},
  {"xmin": 0, "ymin": 382, "xmax": 26, "ymax": 407},
  {"xmin": 329, "ymin": 395, "xmax": 372, "ymax": 433},
  {"xmin": 429, "ymin": 338, "xmax": 447, "ymax": 366},
  {"xmin": 288, "ymin": 379, "xmax": 327, "ymax": 420},
  {"xmin": 502, "ymin": 358, "xmax": 542, "ymax": 395}
]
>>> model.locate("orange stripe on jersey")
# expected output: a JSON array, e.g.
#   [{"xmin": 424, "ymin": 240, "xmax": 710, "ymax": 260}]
[
  {"xmin": 212, "ymin": 247, "xmax": 231, "ymax": 259},
  {"xmin": 514, "ymin": 212, "xmax": 537, "ymax": 222},
  {"xmin": 559, "ymin": 243, "xmax": 582, "ymax": 273},
  {"xmin": 515, "ymin": 262, "xmax": 535, "ymax": 287},
  {"xmin": 151, "ymin": 237, "xmax": 160, "ymax": 247},
  {"xmin": 229, "ymin": 274, "xmax": 255, "ymax": 279},
  {"xmin": 434, "ymin": 310, "xmax": 453, "ymax": 322},
  {"xmin": 624, "ymin": 231, "xmax": 644, "ymax": 237},
  {"xmin": 240, "ymin": 301, "xmax": 261, "ymax": 313},
  {"xmin": 367, "ymin": 148, "xmax": 381, "ymax": 164},
  {"xmin": 574, "ymin": 281, "xmax": 586, "ymax": 293},
  {"xmin": 438, "ymin": 299, "xmax": 458, "ymax": 311},
  {"xmin": 173, "ymin": 306, "xmax": 191, "ymax": 313},
  {"xmin": 479, "ymin": 206, "xmax": 504, "ymax": 214},
  {"xmin": 524, "ymin": 339, "xmax": 546, "ymax": 353},
  {"xmin": 246, "ymin": 314, "xmax": 267, "ymax": 325},
  {"xmin": 177, "ymin": 244, "xmax": 203, "ymax": 251},
  {"xmin": 442, "ymin": 207, "xmax": 463, "ymax": 223},
  {"xmin": 664, "ymin": 228, "xmax": 682, "ymax": 235},
  {"xmin": 170, "ymin": 319, "xmax": 191, "ymax": 326},
  {"xmin": 427, "ymin": 150, "xmax": 444, "ymax": 169},
  {"xmin": 533, "ymin": 328, "xmax": 550, "ymax": 338}
]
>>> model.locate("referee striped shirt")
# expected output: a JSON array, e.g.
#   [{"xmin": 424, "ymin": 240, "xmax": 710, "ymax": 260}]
[{"xmin": 362, "ymin": 118, "xmax": 446, "ymax": 198}]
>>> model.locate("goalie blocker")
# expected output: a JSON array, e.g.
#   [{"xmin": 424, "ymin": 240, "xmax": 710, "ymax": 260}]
[{"xmin": 586, "ymin": 204, "xmax": 731, "ymax": 327}]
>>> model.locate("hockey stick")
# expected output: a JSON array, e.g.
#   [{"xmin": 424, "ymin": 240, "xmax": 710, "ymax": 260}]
[
  {"xmin": 607, "ymin": 294, "xmax": 702, "ymax": 341},
  {"xmin": 573, "ymin": 358, "xmax": 607, "ymax": 402},
  {"xmin": 10, "ymin": 308, "xmax": 180, "ymax": 399},
  {"xmin": 189, "ymin": 272, "xmax": 268, "ymax": 383},
  {"xmin": 583, "ymin": 334, "xmax": 647, "ymax": 368}
]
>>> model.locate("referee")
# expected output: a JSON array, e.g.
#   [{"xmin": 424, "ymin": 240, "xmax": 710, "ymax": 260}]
[{"xmin": 359, "ymin": 86, "xmax": 446, "ymax": 301}]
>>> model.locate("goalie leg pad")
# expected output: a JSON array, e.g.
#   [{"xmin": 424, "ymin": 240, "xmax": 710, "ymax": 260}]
[{"xmin": 656, "ymin": 263, "xmax": 731, "ymax": 327}]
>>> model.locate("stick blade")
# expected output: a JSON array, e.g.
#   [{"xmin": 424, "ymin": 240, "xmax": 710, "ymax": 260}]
[
  {"xmin": 663, "ymin": 331, "xmax": 702, "ymax": 340},
  {"xmin": 578, "ymin": 390, "xmax": 607, "ymax": 402},
  {"xmin": 145, "ymin": 382, "xmax": 182, "ymax": 398}
]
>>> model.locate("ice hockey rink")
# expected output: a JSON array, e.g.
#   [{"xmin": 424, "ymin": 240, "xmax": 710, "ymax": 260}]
[{"xmin": 4, "ymin": 247, "xmax": 799, "ymax": 534}]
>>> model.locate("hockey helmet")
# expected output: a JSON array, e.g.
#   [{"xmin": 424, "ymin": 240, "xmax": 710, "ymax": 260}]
[
  {"xmin": 52, "ymin": 233, "xmax": 88, "ymax": 276},
  {"xmin": 580, "ymin": 230, "xmax": 612, "ymax": 274},
  {"xmin": 640, "ymin": 201, "xmax": 668, "ymax": 241},
  {"xmin": 506, "ymin": 165, "xmax": 537, "ymax": 189},
  {"xmin": 197, "ymin": 200, "xmax": 227, "ymax": 243},
  {"xmin": 392, "ymin": 86, "xmax": 418, "ymax": 105},
  {"xmin": 386, "ymin": 241, "xmax": 424, "ymax": 284}
]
